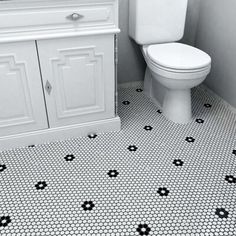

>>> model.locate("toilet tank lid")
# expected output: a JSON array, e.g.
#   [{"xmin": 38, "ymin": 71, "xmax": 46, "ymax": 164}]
[{"xmin": 147, "ymin": 43, "xmax": 211, "ymax": 70}]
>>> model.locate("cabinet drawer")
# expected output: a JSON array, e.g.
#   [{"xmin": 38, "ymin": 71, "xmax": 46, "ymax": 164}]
[{"xmin": 0, "ymin": 1, "xmax": 117, "ymax": 36}]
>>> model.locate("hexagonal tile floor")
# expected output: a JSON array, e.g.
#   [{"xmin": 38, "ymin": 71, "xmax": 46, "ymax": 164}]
[{"xmin": 0, "ymin": 84, "xmax": 236, "ymax": 235}]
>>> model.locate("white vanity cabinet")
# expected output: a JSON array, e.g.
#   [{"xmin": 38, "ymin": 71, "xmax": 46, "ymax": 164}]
[{"xmin": 0, "ymin": 0, "xmax": 120, "ymax": 151}]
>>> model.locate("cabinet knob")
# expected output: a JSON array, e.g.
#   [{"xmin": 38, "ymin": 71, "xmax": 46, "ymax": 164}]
[
  {"xmin": 45, "ymin": 81, "xmax": 52, "ymax": 95},
  {"xmin": 66, "ymin": 13, "xmax": 84, "ymax": 21}
]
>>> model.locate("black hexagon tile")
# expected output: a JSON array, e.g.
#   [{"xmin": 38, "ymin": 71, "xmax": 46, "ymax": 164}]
[
  {"xmin": 157, "ymin": 187, "xmax": 170, "ymax": 196},
  {"xmin": 215, "ymin": 208, "xmax": 229, "ymax": 219},
  {"xmin": 225, "ymin": 175, "xmax": 236, "ymax": 184},
  {"xmin": 196, "ymin": 118, "xmax": 204, "ymax": 124},
  {"xmin": 28, "ymin": 144, "xmax": 35, "ymax": 148},
  {"xmin": 204, "ymin": 103, "xmax": 212, "ymax": 108},
  {"xmin": 122, "ymin": 101, "xmax": 130, "ymax": 105},
  {"xmin": 88, "ymin": 133, "xmax": 97, "ymax": 139},
  {"xmin": 107, "ymin": 170, "xmax": 119, "ymax": 178},
  {"xmin": 81, "ymin": 201, "xmax": 95, "ymax": 211},
  {"xmin": 173, "ymin": 159, "xmax": 184, "ymax": 166},
  {"xmin": 144, "ymin": 126, "xmax": 153, "ymax": 131},
  {"xmin": 0, "ymin": 216, "xmax": 11, "ymax": 228},
  {"xmin": 0, "ymin": 164, "xmax": 6, "ymax": 172},
  {"xmin": 35, "ymin": 181, "xmax": 47, "ymax": 190},
  {"xmin": 136, "ymin": 224, "xmax": 151, "ymax": 235},
  {"xmin": 185, "ymin": 137, "xmax": 195, "ymax": 143},
  {"xmin": 128, "ymin": 145, "xmax": 138, "ymax": 152},
  {"xmin": 64, "ymin": 154, "xmax": 75, "ymax": 161}
]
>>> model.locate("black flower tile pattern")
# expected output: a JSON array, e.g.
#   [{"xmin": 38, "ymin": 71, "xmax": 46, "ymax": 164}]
[
  {"xmin": 122, "ymin": 101, "xmax": 130, "ymax": 105},
  {"xmin": 173, "ymin": 159, "xmax": 184, "ymax": 166},
  {"xmin": 35, "ymin": 181, "xmax": 47, "ymax": 190},
  {"xmin": 136, "ymin": 224, "xmax": 151, "ymax": 235},
  {"xmin": 196, "ymin": 118, "xmax": 204, "ymax": 124},
  {"xmin": 157, "ymin": 187, "xmax": 169, "ymax": 196},
  {"xmin": 225, "ymin": 175, "xmax": 236, "ymax": 184},
  {"xmin": 64, "ymin": 154, "xmax": 75, "ymax": 161},
  {"xmin": 0, "ymin": 216, "xmax": 11, "ymax": 227},
  {"xmin": 81, "ymin": 201, "xmax": 95, "ymax": 211},
  {"xmin": 144, "ymin": 126, "xmax": 153, "ymax": 131},
  {"xmin": 0, "ymin": 164, "xmax": 6, "ymax": 172},
  {"xmin": 107, "ymin": 170, "xmax": 119, "ymax": 178},
  {"xmin": 0, "ymin": 83, "xmax": 235, "ymax": 235},
  {"xmin": 204, "ymin": 103, "xmax": 212, "ymax": 108},
  {"xmin": 28, "ymin": 144, "xmax": 35, "ymax": 148},
  {"xmin": 88, "ymin": 133, "xmax": 97, "ymax": 139},
  {"xmin": 215, "ymin": 208, "xmax": 229, "ymax": 219},
  {"xmin": 185, "ymin": 137, "xmax": 195, "ymax": 143},
  {"xmin": 128, "ymin": 145, "xmax": 138, "ymax": 152}
]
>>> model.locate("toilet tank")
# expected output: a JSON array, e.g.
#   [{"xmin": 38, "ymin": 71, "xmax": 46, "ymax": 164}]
[{"xmin": 129, "ymin": 0, "xmax": 188, "ymax": 45}]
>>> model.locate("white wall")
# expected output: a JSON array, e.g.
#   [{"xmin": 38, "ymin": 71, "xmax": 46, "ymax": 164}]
[
  {"xmin": 118, "ymin": 0, "xmax": 146, "ymax": 84},
  {"xmin": 195, "ymin": 0, "xmax": 236, "ymax": 108},
  {"xmin": 181, "ymin": 0, "xmax": 201, "ymax": 46},
  {"xmin": 118, "ymin": 0, "xmax": 200, "ymax": 84}
]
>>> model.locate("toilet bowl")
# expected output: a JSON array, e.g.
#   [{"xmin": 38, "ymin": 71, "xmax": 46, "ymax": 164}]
[{"xmin": 142, "ymin": 43, "xmax": 211, "ymax": 124}]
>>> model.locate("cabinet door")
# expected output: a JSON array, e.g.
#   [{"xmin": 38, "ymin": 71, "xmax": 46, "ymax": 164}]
[
  {"xmin": 37, "ymin": 35, "xmax": 115, "ymax": 128},
  {"xmin": 0, "ymin": 41, "xmax": 48, "ymax": 137}
]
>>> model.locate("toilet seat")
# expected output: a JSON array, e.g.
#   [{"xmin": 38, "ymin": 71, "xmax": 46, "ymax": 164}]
[
  {"xmin": 146, "ymin": 42, "xmax": 211, "ymax": 73},
  {"xmin": 147, "ymin": 56, "xmax": 211, "ymax": 74},
  {"xmin": 146, "ymin": 55, "xmax": 211, "ymax": 80}
]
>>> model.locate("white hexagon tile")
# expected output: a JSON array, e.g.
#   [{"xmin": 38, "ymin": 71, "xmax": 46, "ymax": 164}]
[{"xmin": 0, "ymin": 84, "xmax": 236, "ymax": 236}]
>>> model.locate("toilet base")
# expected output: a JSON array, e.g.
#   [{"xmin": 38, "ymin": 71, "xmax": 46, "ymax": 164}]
[
  {"xmin": 163, "ymin": 89, "xmax": 192, "ymax": 124},
  {"xmin": 144, "ymin": 67, "xmax": 192, "ymax": 124}
]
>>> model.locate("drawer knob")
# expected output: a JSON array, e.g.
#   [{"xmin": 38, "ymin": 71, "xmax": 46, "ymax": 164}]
[{"xmin": 66, "ymin": 13, "xmax": 84, "ymax": 21}]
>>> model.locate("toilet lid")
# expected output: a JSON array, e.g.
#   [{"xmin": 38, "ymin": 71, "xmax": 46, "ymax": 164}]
[{"xmin": 147, "ymin": 43, "xmax": 211, "ymax": 71}]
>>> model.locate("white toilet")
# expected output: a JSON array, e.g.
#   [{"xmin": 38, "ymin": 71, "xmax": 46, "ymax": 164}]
[{"xmin": 129, "ymin": 0, "xmax": 211, "ymax": 124}]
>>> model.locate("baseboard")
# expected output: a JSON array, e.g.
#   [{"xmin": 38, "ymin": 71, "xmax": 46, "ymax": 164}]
[
  {"xmin": 118, "ymin": 80, "xmax": 144, "ymax": 89},
  {"xmin": 0, "ymin": 117, "xmax": 121, "ymax": 152}
]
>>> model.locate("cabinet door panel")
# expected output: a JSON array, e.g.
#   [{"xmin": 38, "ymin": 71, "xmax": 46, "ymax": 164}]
[
  {"xmin": 0, "ymin": 41, "xmax": 48, "ymax": 137},
  {"xmin": 37, "ymin": 35, "xmax": 115, "ymax": 128}
]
